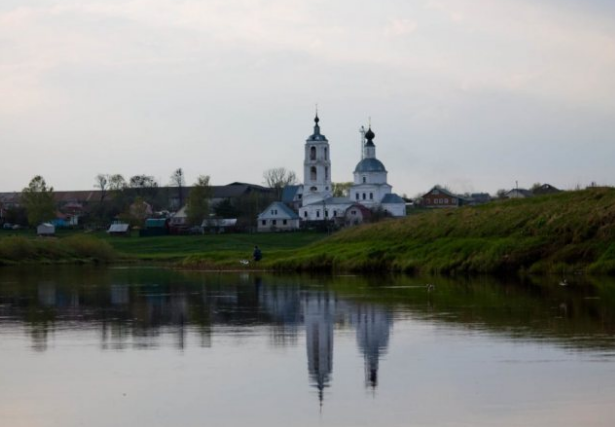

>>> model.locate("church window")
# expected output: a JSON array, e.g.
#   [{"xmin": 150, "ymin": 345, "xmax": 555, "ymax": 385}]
[
  {"xmin": 310, "ymin": 167, "xmax": 317, "ymax": 181},
  {"xmin": 304, "ymin": 211, "xmax": 308, "ymax": 218},
  {"xmin": 362, "ymin": 176, "xmax": 366, "ymax": 184},
  {"xmin": 362, "ymin": 193, "xmax": 366, "ymax": 200},
  {"xmin": 355, "ymin": 193, "xmax": 359, "ymax": 200},
  {"xmin": 325, "ymin": 210, "xmax": 329, "ymax": 217},
  {"xmin": 370, "ymin": 193, "xmax": 373, "ymax": 200},
  {"xmin": 310, "ymin": 146, "xmax": 316, "ymax": 160},
  {"xmin": 316, "ymin": 210, "xmax": 320, "ymax": 218},
  {"xmin": 325, "ymin": 167, "xmax": 328, "ymax": 180},
  {"xmin": 310, "ymin": 186, "xmax": 317, "ymax": 191},
  {"xmin": 283, "ymin": 219, "xmax": 287, "ymax": 225},
  {"xmin": 324, "ymin": 147, "xmax": 328, "ymax": 160},
  {"xmin": 261, "ymin": 220, "xmax": 266, "ymax": 226}
]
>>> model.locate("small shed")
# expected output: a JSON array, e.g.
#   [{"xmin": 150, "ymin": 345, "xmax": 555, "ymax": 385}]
[
  {"xmin": 107, "ymin": 223, "xmax": 131, "ymax": 237},
  {"xmin": 344, "ymin": 204, "xmax": 372, "ymax": 226},
  {"xmin": 139, "ymin": 218, "xmax": 169, "ymax": 237},
  {"xmin": 37, "ymin": 223, "xmax": 56, "ymax": 236}
]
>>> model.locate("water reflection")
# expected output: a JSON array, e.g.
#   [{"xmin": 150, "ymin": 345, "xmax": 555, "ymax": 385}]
[{"xmin": 1, "ymin": 266, "xmax": 615, "ymax": 408}]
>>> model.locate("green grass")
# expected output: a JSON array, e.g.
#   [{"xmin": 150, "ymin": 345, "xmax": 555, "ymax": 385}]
[
  {"xmin": 182, "ymin": 188, "xmax": 615, "ymax": 275},
  {"xmin": 3, "ymin": 188, "xmax": 615, "ymax": 275},
  {"xmin": 99, "ymin": 231, "xmax": 327, "ymax": 261},
  {"xmin": 0, "ymin": 234, "xmax": 116, "ymax": 265}
]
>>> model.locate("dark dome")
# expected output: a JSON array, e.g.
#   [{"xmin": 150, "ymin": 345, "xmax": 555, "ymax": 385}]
[
  {"xmin": 354, "ymin": 158, "xmax": 386, "ymax": 173},
  {"xmin": 365, "ymin": 127, "xmax": 375, "ymax": 140}
]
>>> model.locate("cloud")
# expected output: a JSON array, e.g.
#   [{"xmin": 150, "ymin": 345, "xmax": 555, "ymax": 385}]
[{"xmin": 384, "ymin": 18, "xmax": 418, "ymax": 37}]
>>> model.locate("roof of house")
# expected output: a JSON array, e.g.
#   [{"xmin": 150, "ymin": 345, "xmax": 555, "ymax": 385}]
[
  {"xmin": 507, "ymin": 188, "xmax": 533, "ymax": 197},
  {"xmin": 423, "ymin": 186, "xmax": 459, "ymax": 199},
  {"xmin": 532, "ymin": 184, "xmax": 561, "ymax": 195},
  {"xmin": 282, "ymin": 185, "xmax": 301, "ymax": 203},
  {"xmin": 381, "ymin": 193, "xmax": 405, "ymax": 204},
  {"xmin": 258, "ymin": 202, "xmax": 300, "ymax": 220},
  {"xmin": 345, "ymin": 203, "xmax": 372, "ymax": 217}
]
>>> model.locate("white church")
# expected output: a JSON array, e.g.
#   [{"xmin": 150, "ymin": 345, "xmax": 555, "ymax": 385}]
[{"xmin": 257, "ymin": 113, "xmax": 405, "ymax": 231}]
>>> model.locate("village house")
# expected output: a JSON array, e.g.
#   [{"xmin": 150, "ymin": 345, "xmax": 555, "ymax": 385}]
[
  {"xmin": 421, "ymin": 186, "xmax": 465, "ymax": 208},
  {"xmin": 257, "ymin": 201, "xmax": 301, "ymax": 232}
]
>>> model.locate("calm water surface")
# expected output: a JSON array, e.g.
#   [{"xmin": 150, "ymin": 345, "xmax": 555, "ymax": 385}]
[{"xmin": 1, "ymin": 266, "xmax": 615, "ymax": 427}]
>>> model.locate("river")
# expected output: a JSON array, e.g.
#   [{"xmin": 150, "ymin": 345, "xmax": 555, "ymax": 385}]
[{"xmin": 1, "ymin": 266, "xmax": 614, "ymax": 426}]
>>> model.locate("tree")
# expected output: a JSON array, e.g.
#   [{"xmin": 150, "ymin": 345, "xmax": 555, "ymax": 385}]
[
  {"xmin": 94, "ymin": 174, "xmax": 109, "ymax": 204},
  {"xmin": 170, "ymin": 168, "xmax": 185, "ymax": 209},
  {"xmin": 263, "ymin": 168, "xmax": 298, "ymax": 190},
  {"xmin": 129, "ymin": 174, "xmax": 159, "ymax": 206},
  {"xmin": 186, "ymin": 175, "xmax": 212, "ymax": 226},
  {"xmin": 213, "ymin": 198, "xmax": 239, "ymax": 218},
  {"xmin": 332, "ymin": 182, "xmax": 352, "ymax": 197},
  {"xmin": 109, "ymin": 174, "xmax": 127, "ymax": 192},
  {"xmin": 21, "ymin": 176, "xmax": 55, "ymax": 226}
]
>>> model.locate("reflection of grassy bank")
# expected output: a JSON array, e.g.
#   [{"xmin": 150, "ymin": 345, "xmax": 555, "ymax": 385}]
[
  {"xmin": 4, "ymin": 265, "xmax": 614, "ymax": 352},
  {"xmin": 0, "ymin": 235, "xmax": 116, "ymax": 265},
  {"xmin": 184, "ymin": 188, "xmax": 615, "ymax": 275}
]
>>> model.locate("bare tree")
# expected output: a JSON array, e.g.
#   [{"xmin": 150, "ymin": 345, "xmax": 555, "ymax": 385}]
[
  {"xmin": 170, "ymin": 168, "xmax": 185, "ymax": 209},
  {"xmin": 94, "ymin": 174, "xmax": 109, "ymax": 204},
  {"xmin": 109, "ymin": 174, "xmax": 127, "ymax": 192},
  {"xmin": 263, "ymin": 168, "xmax": 298, "ymax": 191}
]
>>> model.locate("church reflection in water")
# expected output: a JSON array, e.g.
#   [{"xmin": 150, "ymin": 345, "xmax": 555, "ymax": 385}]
[{"xmin": 0, "ymin": 273, "xmax": 392, "ymax": 403}]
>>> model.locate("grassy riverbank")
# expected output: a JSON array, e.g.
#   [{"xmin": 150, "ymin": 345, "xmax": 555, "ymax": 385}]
[
  {"xmin": 2, "ymin": 188, "xmax": 615, "ymax": 274},
  {"xmin": 183, "ymin": 188, "xmax": 615, "ymax": 275},
  {"xmin": 0, "ymin": 235, "xmax": 116, "ymax": 265}
]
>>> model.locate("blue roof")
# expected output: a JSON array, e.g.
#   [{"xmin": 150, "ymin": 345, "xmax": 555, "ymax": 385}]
[
  {"xmin": 354, "ymin": 158, "xmax": 387, "ymax": 173},
  {"xmin": 381, "ymin": 193, "xmax": 405, "ymax": 204},
  {"xmin": 260, "ymin": 202, "xmax": 300, "ymax": 220},
  {"xmin": 282, "ymin": 185, "xmax": 301, "ymax": 203}
]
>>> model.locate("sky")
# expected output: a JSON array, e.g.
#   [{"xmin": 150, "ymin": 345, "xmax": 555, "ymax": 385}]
[{"xmin": 1, "ymin": 0, "xmax": 614, "ymax": 196}]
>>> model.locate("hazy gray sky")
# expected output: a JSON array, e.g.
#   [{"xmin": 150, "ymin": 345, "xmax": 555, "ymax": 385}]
[{"xmin": 2, "ymin": 0, "xmax": 614, "ymax": 196}]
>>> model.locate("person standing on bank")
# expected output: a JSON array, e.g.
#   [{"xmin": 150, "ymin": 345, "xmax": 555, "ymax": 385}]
[{"xmin": 253, "ymin": 245, "xmax": 262, "ymax": 262}]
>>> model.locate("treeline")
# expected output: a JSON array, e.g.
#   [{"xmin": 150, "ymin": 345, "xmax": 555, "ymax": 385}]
[{"xmin": 2, "ymin": 168, "xmax": 300, "ymax": 230}]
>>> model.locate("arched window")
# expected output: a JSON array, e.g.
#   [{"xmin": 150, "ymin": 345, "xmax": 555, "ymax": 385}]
[
  {"xmin": 362, "ymin": 176, "xmax": 366, "ymax": 184},
  {"xmin": 310, "ymin": 186, "xmax": 317, "ymax": 192},
  {"xmin": 325, "ymin": 167, "xmax": 329, "ymax": 180},
  {"xmin": 310, "ymin": 146, "xmax": 316, "ymax": 160},
  {"xmin": 324, "ymin": 147, "xmax": 328, "ymax": 160},
  {"xmin": 310, "ymin": 167, "xmax": 317, "ymax": 181},
  {"xmin": 362, "ymin": 193, "xmax": 366, "ymax": 200},
  {"xmin": 370, "ymin": 193, "xmax": 373, "ymax": 200}
]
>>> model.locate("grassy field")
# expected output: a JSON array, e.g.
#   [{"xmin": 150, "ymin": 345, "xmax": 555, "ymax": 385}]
[
  {"xmin": 183, "ymin": 188, "xmax": 615, "ymax": 275},
  {"xmin": 0, "ymin": 229, "xmax": 327, "ymax": 264},
  {"xmin": 3, "ymin": 188, "xmax": 615, "ymax": 275}
]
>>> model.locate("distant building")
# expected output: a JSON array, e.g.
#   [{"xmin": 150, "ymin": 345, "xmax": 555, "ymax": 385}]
[
  {"xmin": 297, "ymin": 115, "xmax": 406, "ymax": 222},
  {"xmin": 421, "ymin": 186, "xmax": 464, "ymax": 208},
  {"xmin": 506, "ymin": 188, "xmax": 533, "ymax": 199},
  {"xmin": 532, "ymin": 183, "xmax": 561, "ymax": 196},
  {"xmin": 257, "ymin": 202, "xmax": 301, "ymax": 232}
]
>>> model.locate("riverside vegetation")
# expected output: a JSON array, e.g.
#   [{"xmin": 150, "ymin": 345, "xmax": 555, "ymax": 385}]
[{"xmin": 2, "ymin": 188, "xmax": 615, "ymax": 275}]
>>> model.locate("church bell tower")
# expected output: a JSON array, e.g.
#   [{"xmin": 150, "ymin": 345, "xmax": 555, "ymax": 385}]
[{"xmin": 302, "ymin": 112, "xmax": 332, "ymax": 206}]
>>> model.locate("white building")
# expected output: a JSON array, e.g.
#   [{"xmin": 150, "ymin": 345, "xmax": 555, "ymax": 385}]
[
  {"xmin": 257, "ymin": 201, "xmax": 301, "ymax": 232},
  {"xmin": 299, "ymin": 116, "xmax": 406, "ymax": 222}
]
